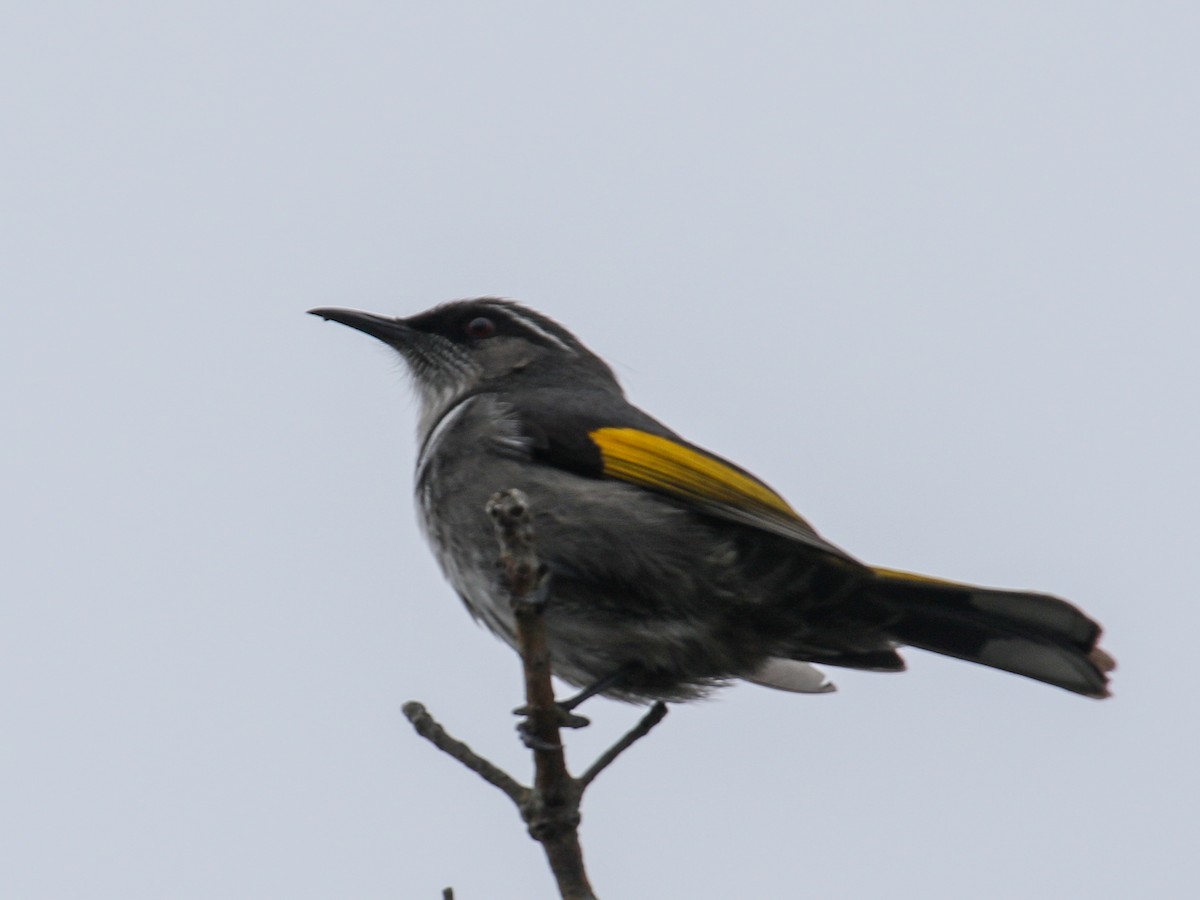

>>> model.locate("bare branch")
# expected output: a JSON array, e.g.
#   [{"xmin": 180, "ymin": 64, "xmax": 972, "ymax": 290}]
[
  {"xmin": 487, "ymin": 489, "xmax": 596, "ymax": 900},
  {"xmin": 402, "ymin": 701, "xmax": 526, "ymax": 806},
  {"xmin": 578, "ymin": 701, "xmax": 669, "ymax": 791}
]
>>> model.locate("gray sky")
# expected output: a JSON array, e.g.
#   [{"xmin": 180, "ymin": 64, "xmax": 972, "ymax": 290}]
[{"xmin": 4, "ymin": 3, "xmax": 1197, "ymax": 898}]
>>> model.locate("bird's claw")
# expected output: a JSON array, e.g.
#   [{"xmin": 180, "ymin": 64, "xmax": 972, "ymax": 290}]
[
  {"xmin": 516, "ymin": 718, "xmax": 563, "ymax": 751},
  {"xmin": 512, "ymin": 703, "xmax": 592, "ymax": 730}
]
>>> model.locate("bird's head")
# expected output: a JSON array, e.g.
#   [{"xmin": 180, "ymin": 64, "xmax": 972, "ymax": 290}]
[{"xmin": 310, "ymin": 298, "xmax": 617, "ymax": 433}]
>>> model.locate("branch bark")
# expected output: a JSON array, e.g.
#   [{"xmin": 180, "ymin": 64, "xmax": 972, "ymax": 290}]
[{"xmin": 487, "ymin": 489, "xmax": 594, "ymax": 899}]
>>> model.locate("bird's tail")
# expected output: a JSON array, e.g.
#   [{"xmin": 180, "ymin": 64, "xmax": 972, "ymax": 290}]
[{"xmin": 865, "ymin": 567, "xmax": 1116, "ymax": 698}]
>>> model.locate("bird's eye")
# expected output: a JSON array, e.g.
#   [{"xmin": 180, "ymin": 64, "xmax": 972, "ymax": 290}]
[{"xmin": 465, "ymin": 317, "xmax": 496, "ymax": 339}]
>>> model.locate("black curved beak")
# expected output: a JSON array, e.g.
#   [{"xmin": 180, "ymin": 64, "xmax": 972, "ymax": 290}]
[{"xmin": 307, "ymin": 308, "xmax": 413, "ymax": 345}]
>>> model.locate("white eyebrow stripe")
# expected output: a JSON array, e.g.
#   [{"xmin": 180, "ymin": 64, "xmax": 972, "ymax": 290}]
[{"xmin": 489, "ymin": 305, "xmax": 574, "ymax": 352}]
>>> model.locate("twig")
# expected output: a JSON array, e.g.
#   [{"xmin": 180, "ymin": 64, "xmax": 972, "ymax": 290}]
[
  {"xmin": 578, "ymin": 701, "xmax": 669, "ymax": 791},
  {"xmin": 402, "ymin": 702, "xmax": 526, "ymax": 805},
  {"xmin": 487, "ymin": 490, "xmax": 593, "ymax": 899}
]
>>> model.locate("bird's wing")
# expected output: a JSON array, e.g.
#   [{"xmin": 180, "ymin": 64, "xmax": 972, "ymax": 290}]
[{"xmin": 518, "ymin": 395, "xmax": 853, "ymax": 560}]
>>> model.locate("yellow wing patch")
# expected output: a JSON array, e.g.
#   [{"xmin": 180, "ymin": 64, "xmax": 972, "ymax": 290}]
[
  {"xmin": 589, "ymin": 427, "xmax": 800, "ymax": 520},
  {"xmin": 872, "ymin": 567, "xmax": 964, "ymax": 588}
]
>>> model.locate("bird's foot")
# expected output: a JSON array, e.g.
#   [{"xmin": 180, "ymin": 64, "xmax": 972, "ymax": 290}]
[{"xmin": 512, "ymin": 702, "xmax": 591, "ymax": 730}]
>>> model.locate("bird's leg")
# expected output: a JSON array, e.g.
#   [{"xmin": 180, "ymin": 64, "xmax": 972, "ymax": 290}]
[
  {"xmin": 558, "ymin": 669, "xmax": 629, "ymax": 711},
  {"xmin": 513, "ymin": 668, "xmax": 631, "ymax": 732}
]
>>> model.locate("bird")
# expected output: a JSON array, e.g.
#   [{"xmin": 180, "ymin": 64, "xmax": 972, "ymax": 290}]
[{"xmin": 309, "ymin": 298, "xmax": 1115, "ymax": 704}]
